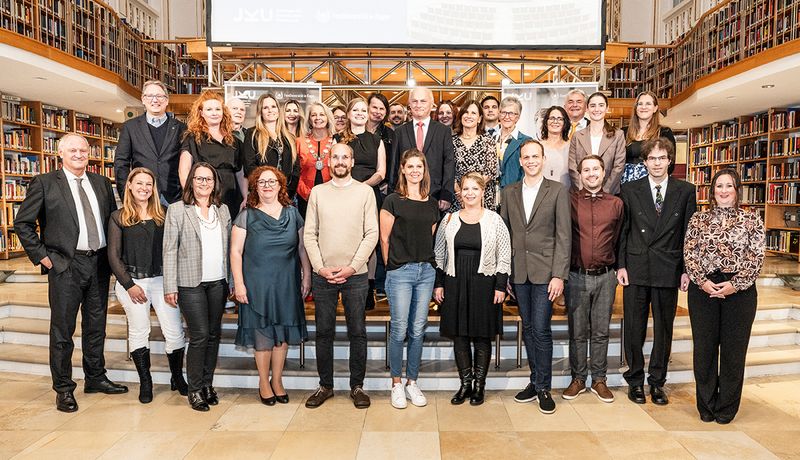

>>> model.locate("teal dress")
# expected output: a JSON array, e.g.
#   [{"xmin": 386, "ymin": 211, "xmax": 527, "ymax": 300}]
[{"xmin": 234, "ymin": 206, "xmax": 308, "ymax": 350}]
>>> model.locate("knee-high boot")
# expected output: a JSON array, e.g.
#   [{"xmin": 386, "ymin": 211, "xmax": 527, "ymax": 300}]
[
  {"xmin": 451, "ymin": 350, "xmax": 473, "ymax": 405},
  {"xmin": 167, "ymin": 348, "xmax": 188, "ymax": 396},
  {"xmin": 470, "ymin": 346, "xmax": 491, "ymax": 406},
  {"xmin": 130, "ymin": 347, "xmax": 153, "ymax": 403}
]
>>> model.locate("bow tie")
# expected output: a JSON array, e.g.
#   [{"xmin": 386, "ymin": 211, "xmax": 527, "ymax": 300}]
[{"xmin": 584, "ymin": 192, "xmax": 603, "ymax": 200}]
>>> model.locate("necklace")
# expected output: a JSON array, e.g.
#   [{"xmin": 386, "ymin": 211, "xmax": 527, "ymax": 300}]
[
  {"xmin": 306, "ymin": 135, "xmax": 333, "ymax": 170},
  {"xmin": 195, "ymin": 205, "xmax": 219, "ymax": 230}
]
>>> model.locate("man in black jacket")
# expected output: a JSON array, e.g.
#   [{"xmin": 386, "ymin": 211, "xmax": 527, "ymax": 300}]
[
  {"xmin": 115, "ymin": 79, "xmax": 187, "ymax": 203},
  {"xmin": 15, "ymin": 134, "xmax": 128, "ymax": 413},
  {"xmin": 388, "ymin": 87, "xmax": 455, "ymax": 211},
  {"xmin": 616, "ymin": 137, "xmax": 696, "ymax": 406}
]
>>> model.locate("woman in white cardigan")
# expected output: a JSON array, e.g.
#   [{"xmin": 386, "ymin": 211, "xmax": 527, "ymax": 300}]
[{"xmin": 433, "ymin": 172, "xmax": 511, "ymax": 406}]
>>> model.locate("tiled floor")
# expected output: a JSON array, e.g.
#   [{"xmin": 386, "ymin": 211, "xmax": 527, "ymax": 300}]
[{"xmin": 0, "ymin": 371, "xmax": 799, "ymax": 459}]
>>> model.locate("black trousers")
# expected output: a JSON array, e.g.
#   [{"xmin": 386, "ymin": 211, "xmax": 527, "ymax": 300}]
[
  {"xmin": 622, "ymin": 284, "xmax": 678, "ymax": 387},
  {"xmin": 688, "ymin": 282, "xmax": 757, "ymax": 421},
  {"xmin": 178, "ymin": 279, "xmax": 227, "ymax": 392},
  {"xmin": 47, "ymin": 251, "xmax": 111, "ymax": 392}
]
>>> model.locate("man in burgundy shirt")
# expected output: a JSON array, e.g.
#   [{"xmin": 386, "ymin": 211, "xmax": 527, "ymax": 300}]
[{"xmin": 562, "ymin": 154, "xmax": 623, "ymax": 403}]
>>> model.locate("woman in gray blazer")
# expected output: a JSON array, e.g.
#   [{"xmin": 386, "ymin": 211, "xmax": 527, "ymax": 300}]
[{"xmin": 164, "ymin": 161, "xmax": 231, "ymax": 412}]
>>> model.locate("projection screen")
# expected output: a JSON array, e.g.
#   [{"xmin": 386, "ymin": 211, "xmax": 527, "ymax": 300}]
[{"xmin": 207, "ymin": 0, "xmax": 606, "ymax": 50}]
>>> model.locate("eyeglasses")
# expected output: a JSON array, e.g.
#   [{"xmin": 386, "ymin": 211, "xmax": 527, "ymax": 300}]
[
  {"xmin": 334, "ymin": 116, "xmax": 347, "ymax": 121},
  {"xmin": 193, "ymin": 176, "xmax": 215, "ymax": 184},
  {"xmin": 257, "ymin": 179, "xmax": 279, "ymax": 188},
  {"xmin": 646, "ymin": 155, "xmax": 669, "ymax": 163},
  {"xmin": 500, "ymin": 111, "xmax": 519, "ymax": 118},
  {"xmin": 143, "ymin": 94, "xmax": 168, "ymax": 101},
  {"xmin": 547, "ymin": 116, "xmax": 565, "ymax": 123}
]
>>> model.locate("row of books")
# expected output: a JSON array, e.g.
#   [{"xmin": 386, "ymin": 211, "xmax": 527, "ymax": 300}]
[
  {"xmin": 3, "ymin": 178, "xmax": 28, "ymax": 200},
  {"xmin": 739, "ymin": 115, "xmax": 768, "ymax": 137},
  {"xmin": 771, "ymin": 109, "xmax": 799, "ymax": 131},
  {"xmin": 767, "ymin": 182, "xmax": 800, "ymax": 204},
  {"xmin": 741, "ymin": 161, "xmax": 767, "ymax": 182},
  {"xmin": 0, "ymin": 232, "xmax": 22, "ymax": 251},
  {"xmin": 3, "ymin": 154, "xmax": 40, "ymax": 175},
  {"xmin": 690, "ymin": 147, "xmax": 710, "ymax": 166},
  {"xmin": 42, "ymin": 106, "xmax": 69, "ymax": 131},
  {"xmin": 689, "ymin": 167, "xmax": 711, "ymax": 185},
  {"xmin": 713, "ymin": 122, "xmax": 738, "ymax": 142},
  {"xmin": 713, "ymin": 145, "xmax": 736, "ymax": 163},
  {"xmin": 770, "ymin": 137, "xmax": 800, "ymax": 157},
  {"xmin": 741, "ymin": 140, "xmax": 768, "ymax": 160},
  {"xmin": 740, "ymin": 184, "xmax": 766, "ymax": 204},
  {"xmin": 769, "ymin": 160, "xmax": 800, "ymax": 181},
  {"xmin": 3, "ymin": 128, "xmax": 33, "ymax": 150},
  {"xmin": 1, "ymin": 202, "xmax": 20, "ymax": 227},
  {"xmin": 74, "ymin": 118, "xmax": 100, "ymax": 137},
  {"xmin": 85, "ymin": 164, "xmax": 114, "ymax": 178},
  {"xmin": 766, "ymin": 230, "xmax": 800, "ymax": 254},
  {"xmin": 1, "ymin": 98, "xmax": 35, "ymax": 124}
]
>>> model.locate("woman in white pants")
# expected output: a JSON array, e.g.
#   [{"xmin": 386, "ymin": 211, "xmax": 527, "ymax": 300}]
[{"xmin": 108, "ymin": 167, "xmax": 187, "ymax": 403}]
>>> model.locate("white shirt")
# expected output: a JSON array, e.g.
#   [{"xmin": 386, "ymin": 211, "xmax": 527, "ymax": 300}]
[
  {"xmin": 522, "ymin": 175, "xmax": 544, "ymax": 223},
  {"xmin": 62, "ymin": 168, "xmax": 106, "ymax": 250},
  {"xmin": 195, "ymin": 205, "xmax": 225, "ymax": 282},
  {"xmin": 485, "ymin": 124, "xmax": 500, "ymax": 140},
  {"xmin": 590, "ymin": 134, "xmax": 602, "ymax": 156},
  {"xmin": 412, "ymin": 117, "xmax": 431, "ymax": 143},
  {"xmin": 648, "ymin": 175, "xmax": 668, "ymax": 206},
  {"xmin": 147, "ymin": 113, "xmax": 167, "ymax": 127}
]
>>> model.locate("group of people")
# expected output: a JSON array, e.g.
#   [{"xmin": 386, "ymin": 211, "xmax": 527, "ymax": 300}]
[{"xmin": 14, "ymin": 79, "xmax": 764, "ymax": 425}]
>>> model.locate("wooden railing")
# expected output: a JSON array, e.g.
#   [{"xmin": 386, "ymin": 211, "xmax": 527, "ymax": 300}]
[
  {"xmin": 608, "ymin": 0, "xmax": 800, "ymax": 102},
  {"xmin": 0, "ymin": 0, "xmax": 207, "ymax": 94}
]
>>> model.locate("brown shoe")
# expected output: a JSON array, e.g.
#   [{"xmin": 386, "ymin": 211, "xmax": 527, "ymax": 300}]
[
  {"xmin": 591, "ymin": 379, "xmax": 615, "ymax": 403},
  {"xmin": 561, "ymin": 378, "xmax": 586, "ymax": 400},
  {"xmin": 350, "ymin": 386, "xmax": 371, "ymax": 409},
  {"xmin": 305, "ymin": 386, "xmax": 334, "ymax": 408}
]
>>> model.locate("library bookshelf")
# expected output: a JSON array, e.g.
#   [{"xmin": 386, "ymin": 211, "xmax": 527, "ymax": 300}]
[
  {"xmin": 688, "ymin": 107, "xmax": 800, "ymax": 261},
  {"xmin": 0, "ymin": 91, "xmax": 120, "ymax": 259}
]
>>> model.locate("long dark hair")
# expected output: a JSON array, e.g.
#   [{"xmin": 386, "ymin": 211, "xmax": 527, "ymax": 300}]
[
  {"xmin": 395, "ymin": 148, "xmax": 431, "ymax": 200},
  {"xmin": 452, "ymin": 100, "xmax": 484, "ymax": 136},
  {"xmin": 540, "ymin": 106, "xmax": 570, "ymax": 141},
  {"xmin": 182, "ymin": 161, "xmax": 222, "ymax": 206},
  {"xmin": 587, "ymin": 92, "xmax": 616, "ymax": 139}
]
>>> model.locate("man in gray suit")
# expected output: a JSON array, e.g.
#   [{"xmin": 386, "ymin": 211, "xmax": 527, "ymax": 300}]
[
  {"xmin": 500, "ymin": 139, "xmax": 571, "ymax": 415},
  {"xmin": 115, "ymin": 80, "xmax": 187, "ymax": 203}
]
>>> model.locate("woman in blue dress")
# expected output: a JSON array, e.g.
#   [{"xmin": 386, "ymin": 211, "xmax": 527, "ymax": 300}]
[{"xmin": 230, "ymin": 166, "xmax": 311, "ymax": 405}]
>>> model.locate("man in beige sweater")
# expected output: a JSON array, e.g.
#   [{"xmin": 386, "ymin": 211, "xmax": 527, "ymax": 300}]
[{"xmin": 303, "ymin": 143, "xmax": 379, "ymax": 409}]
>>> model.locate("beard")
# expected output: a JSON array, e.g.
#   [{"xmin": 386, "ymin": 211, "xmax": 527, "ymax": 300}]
[{"xmin": 332, "ymin": 165, "xmax": 351, "ymax": 179}]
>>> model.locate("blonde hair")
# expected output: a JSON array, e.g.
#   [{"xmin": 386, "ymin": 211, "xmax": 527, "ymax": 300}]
[
  {"xmin": 339, "ymin": 98, "xmax": 368, "ymax": 144},
  {"xmin": 304, "ymin": 102, "xmax": 335, "ymax": 137},
  {"xmin": 120, "ymin": 167, "xmax": 165, "ymax": 227},
  {"xmin": 251, "ymin": 93, "xmax": 297, "ymax": 165},
  {"xmin": 626, "ymin": 91, "xmax": 662, "ymax": 144},
  {"xmin": 460, "ymin": 171, "xmax": 486, "ymax": 191}
]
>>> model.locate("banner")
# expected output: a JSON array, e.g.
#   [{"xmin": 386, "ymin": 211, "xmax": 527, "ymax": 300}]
[
  {"xmin": 223, "ymin": 82, "xmax": 323, "ymax": 129},
  {"xmin": 501, "ymin": 82, "xmax": 599, "ymax": 139}
]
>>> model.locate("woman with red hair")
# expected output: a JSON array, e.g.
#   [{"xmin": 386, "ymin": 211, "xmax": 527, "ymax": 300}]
[
  {"xmin": 230, "ymin": 166, "xmax": 311, "ymax": 405},
  {"xmin": 179, "ymin": 90, "xmax": 247, "ymax": 213}
]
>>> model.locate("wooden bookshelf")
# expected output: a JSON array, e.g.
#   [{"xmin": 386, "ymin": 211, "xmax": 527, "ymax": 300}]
[
  {"xmin": 0, "ymin": 90, "xmax": 120, "ymax": 259},
  {"xmin": 688, "ymin": 106, "xmax": 800, "ymax": 261},
  {"xmin": 607, "ymin": 46, "xmax": 643, "ymax": 99}
]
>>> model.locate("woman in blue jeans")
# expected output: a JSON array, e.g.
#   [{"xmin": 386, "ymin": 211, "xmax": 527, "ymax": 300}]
[{"xmin": 380, "ymin": 148, "xmax": 440, "ymax": 409}]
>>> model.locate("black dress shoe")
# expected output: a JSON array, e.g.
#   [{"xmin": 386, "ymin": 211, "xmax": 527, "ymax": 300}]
[
  {"xmin": 715, "ymin": 416, "xmax": 732, "ymax": 425},
  {"xmin": 84, "ymin": 378, "xmax": 129, "ymax": 395},
  {"xmin": 56, "ymin": 391, "xmax": 78, "ymax": 413},
  {"xmin": 650, "ymin": 385, "xmax": 669, "ymax": 405},
  {"xmin": 700, "ymin": 413, "xmax": 716, "ymax": 423},
  {"xmin": 188, "ymin": 390, "xmax": 210, "ymax": 412},
  {"xmin": 202, "ymin": 386, "xmax": 219, "ymax": 405},
  {"xmin": 270, "ymin": 379, "xmax": 289, "ymax": 404},
  {"xmin": 628, "ymin": 385, "xmax": 646, "ymax": 404}
]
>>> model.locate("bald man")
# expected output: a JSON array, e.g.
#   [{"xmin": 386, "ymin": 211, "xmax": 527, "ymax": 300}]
[
  {"xmin": 15, "ymin": 133, "xmax": 127, "ymax": 413},
  {"xmin": 388, "ymin": 87, "xmax": 455, "ymax": 211}
]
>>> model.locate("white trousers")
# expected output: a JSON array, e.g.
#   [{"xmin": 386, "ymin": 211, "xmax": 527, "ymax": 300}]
[{"xmin": 115, "ymin": 276, "xmax": 186, "ymax": 353}]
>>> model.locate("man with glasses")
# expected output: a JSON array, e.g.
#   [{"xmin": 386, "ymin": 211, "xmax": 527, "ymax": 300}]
[
  {"xmin": 481, "ymin": 96, "xmax": 501, "ymax": 140},
  {"xmin": 497, "ymin": 96, "xmax": 532, "ymax": 190},
  {"xmin": 389, "ymin": 87, "xmax": 455, "ymax": 211},
  {"xmin": 115, "ymin": 80, "xmax": 187, "ymax": 204},
  {"xmin": 564, "ymin": 89, "xmax": 589, "ymax": 139},
  {"xmin": 616, "ymin": 138, "xmax": 695, "ymax": 406},
  {"xmin": 304, "ymin": 143, "xmax": 379, "ymax": 409}
]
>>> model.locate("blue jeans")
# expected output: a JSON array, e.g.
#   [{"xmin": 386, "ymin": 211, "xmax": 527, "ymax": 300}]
[
  {"xmin": 514, "ymin": 282, "xmax": 553, "ymax": 391},
  {"xmin": 385, "ymin": 262, "xmax": 436, "ymax": 380}
]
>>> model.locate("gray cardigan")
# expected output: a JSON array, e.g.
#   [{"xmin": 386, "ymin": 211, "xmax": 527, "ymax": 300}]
[{"xmin": 163, "ymin": 202, "xmax": 231, "ymax": 294}]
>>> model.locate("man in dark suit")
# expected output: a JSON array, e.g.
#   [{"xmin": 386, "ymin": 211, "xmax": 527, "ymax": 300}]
[
  {"xmin": 501, "ymin": 139, "xmax": 571, "ymax": 415},
  {"xmin": 389, "ymin": 87, "xmax": 455, "ymax": 211},
  {"xmin": 115, "ymin": 79, "xmax": 187, "ymax": 204},
  {"xmin": 15, "ymin": 134, "xmax": 128, "ymax": 413},
  {"xmin": 617, "ymin": 137, "xmax": 696, "ymax": 406}
]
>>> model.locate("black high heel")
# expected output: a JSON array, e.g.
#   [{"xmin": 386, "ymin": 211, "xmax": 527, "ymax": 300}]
[{"xmin": 271, "ymin": 379, "xmax": 289, "ymax": 404}]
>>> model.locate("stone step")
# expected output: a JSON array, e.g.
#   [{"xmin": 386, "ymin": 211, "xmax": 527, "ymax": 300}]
[{"xmin": 1, "ymin": 341, "xmax": 799, "ymax": 391}]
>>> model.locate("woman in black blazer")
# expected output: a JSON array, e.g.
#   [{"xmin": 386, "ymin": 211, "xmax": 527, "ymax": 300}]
[{"xmin": 622, "ymin": 91, "xmax": 676, "ymax": 183}]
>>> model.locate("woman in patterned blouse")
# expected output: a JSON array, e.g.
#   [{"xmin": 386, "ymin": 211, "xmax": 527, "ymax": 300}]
[
  {"xmin": 683, "ymin": 168, "xmax": 765, "ymax": 424},
  {"xmin": 450, "ymin": 100, "xmax": 499, "ymax": 211}
]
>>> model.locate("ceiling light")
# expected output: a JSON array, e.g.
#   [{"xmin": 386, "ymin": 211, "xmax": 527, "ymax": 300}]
[
  {"xmin": 454, "ymin": 79, "xmax": 462, "ymax": 85},
  {"xmin": 115, "ymin": 109, "xmax": 123, "ymax": 113},
  {"xmin": 726, "ymin": 95, "xmax": 736, "ymax": 99},
  {"xmin": 675, "ymin": 120, "xmax": 682, "ymax": 124},
  {"xmin": 33, "ymin": 76, "xmax": 47, "ymax": 80},
  {"xmin": 94, "ymin": 100, "xmax": 105, "ymax": 103},
  {"xmin": 761, "ymin": 84, "xmax": 775, "ymax": 88},
  {"xmin": 75, "ymin": 90, "xmax": 87, "ymax": 94},
  {"xmin": 692, "ymin": 114, "xmax": 702, "ymax": 117},
  {"xmin": 710, "ymin": 106, "xmax": 719, "ymax": 109},
  {"xmin": 407, "ymin": 78, "xmax": 416, "ymax": 87},
  {"xmin": 449, "ymin": 92, "xmax": 456, "ymax": 95},
  {"xmin": 501, "ymin": 78, "xmax": 511, "ymax": 86}
]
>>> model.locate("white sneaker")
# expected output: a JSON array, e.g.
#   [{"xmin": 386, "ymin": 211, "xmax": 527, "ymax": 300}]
[
  {"xmin": 405, "ymin": 382, "xmax": 428, "ymax": 407},
  {"xmin": 391, "ymin": 383, "xmax": 407, "ymax": 409}
]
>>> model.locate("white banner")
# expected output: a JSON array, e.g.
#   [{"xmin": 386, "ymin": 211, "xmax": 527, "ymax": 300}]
[{"xmin": 223, "ymin": 82, "xmax": 323, "ymax": 130}]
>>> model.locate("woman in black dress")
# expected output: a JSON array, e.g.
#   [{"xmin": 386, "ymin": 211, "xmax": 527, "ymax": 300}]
[
  {"xmin": 434, "ymin": 172, "xmax": 511, "ymax": 406},
  {"xmin": 242, "ymin": 93, "xmax": 300, "ymax": 198},
  {"xmin": 336, "ymin": 97, "xmax": 386, "ymax": 308},
  {"xmin": 621, "ymin": 91, "xmax": 676, "ymax": 183},
  {"xmin": 178, "ymin": 91, "xmax": 246, "ymax": 214}
]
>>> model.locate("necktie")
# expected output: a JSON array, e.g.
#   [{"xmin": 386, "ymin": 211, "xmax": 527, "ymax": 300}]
[
  {"xmin": 655, "ymin": 184, "xmax": 664, "ymax": 216},
  {"xmin": 75, "ymin": 177, "xmax": 100, "ymax": 250},
  {"xmin": 489, "ymin": 127, "xmax": 496, "ymax": 138},
  {"xmin": 569, "ymin": 122, "xmax": 578, "ymax": 140},
  {"xmin": 416, "ymin": 122, "xmax": 424, "ymax": 151}
]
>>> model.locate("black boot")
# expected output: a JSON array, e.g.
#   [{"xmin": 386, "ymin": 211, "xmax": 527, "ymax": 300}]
[
  {"xmin": 188, "ymin": 390, "xmax": 209, "ymax": 411},
  {"xmin": 451, "ymin": 350, "xmax": 474, "ymax": 405},
  {"xmin": 365, "ymin": 279, "xmax": 376, "ymax": 311},
  {"xmin": 130, "ymin": 347, "xmax": 153, "ymax": 404},
  {"xmin": 470, "ymin": 347, "xmax": 491, "ymax": 406},
  {"xmin": 167, "ymin": 348, "xmax": 188, "ymax": 396}
]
